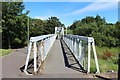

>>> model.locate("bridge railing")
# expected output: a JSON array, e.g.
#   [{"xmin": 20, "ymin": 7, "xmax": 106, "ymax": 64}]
[
  {"xmin": 23, "ymin": 34, "xmax": 57, "ymax": 75},
  {"xmin": 63, "ymin": 34, "xmax": 100, "ymax": 73}
]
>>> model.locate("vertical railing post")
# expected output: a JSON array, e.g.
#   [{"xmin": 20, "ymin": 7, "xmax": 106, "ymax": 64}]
[
  {"xmin": 75, "ymin": 39, "xmax": 77, "ymax": 57},
  {"xmin": 79, "ymin": 40, "xmax": 82, "ymax": 58},
  {"xmin": 34, "ymin": 42, "xmax": 37, "ymax": 74},
  {"xmin": 41, "ymin": 42, "xmax": 44, "ymax": 61},
  {"xmin": 79, "ymin": 40, "xmax": 82, "ymax": 64},
  {"xmin": 72, "ymin": 38, "xmax": 74, "ymax": 52},
  {"xmin": 92, "ymin": 40, "xmax": 100, "ymax": 73},
  {"xmin": 76, "ymin": 39, "xmax": 79, "ymax": 59},
  {"xmin": 87, "ymin": 42, "xmax": 91, "ymax": 73},
  {"xmin": 68, "ymin": 38, "xmax": 70, "ymax": 47},
  {"xmin": 71, "ymin": 38, "xmax": 72, "ymax": 50},
  {"xmin": 24, "ymin": 42, "xmax": 32, "ymax": 74}
]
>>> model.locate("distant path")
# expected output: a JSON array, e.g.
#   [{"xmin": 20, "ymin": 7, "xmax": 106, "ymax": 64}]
[{"xmin": 1, "ymin": 40, "xmax": 91, "ymax": 78}]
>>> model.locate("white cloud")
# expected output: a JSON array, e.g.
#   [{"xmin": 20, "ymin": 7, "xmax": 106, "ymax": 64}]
[
  {"xmin": 69, "ymin": 2, "xmax": 117, "ymax": 15},
  {"xmin": 33, "ymin": 16, "xmax": 50, "ymax": 20}
]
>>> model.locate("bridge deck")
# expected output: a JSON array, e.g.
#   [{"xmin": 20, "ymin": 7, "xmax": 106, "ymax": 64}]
[
  {"xmin": 1, "ymin": 39, "xmax": 89, "ymax": 78},
  {"xmin": 39, "ymin": 39, "xmax": 87, "ymax": 78}
]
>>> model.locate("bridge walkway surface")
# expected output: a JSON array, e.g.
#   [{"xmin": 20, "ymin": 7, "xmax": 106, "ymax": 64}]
[
  {"xmin": 39, "ymin": 39, "xmax": 88, "ymax": 78},
  {"xmin": 2, "ymin": 39, "xmax": 90, "ymax": 78}
]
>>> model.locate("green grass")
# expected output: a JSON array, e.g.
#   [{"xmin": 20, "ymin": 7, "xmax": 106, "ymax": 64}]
[
  {"xmin": 67, "ymin": 30, "xmax": 73, "ymax": 34},
  {"xmin": 90, "ymin": 59, "xmax": 118, "ymax": 73},
  {"xmin": 90, "ymin": 46, "xmax": 119, "ymax": 73},
  {"xmin": 96, "ymin": 46, "xmax": 119, "ymax": 57},
  {"xmin": 0, "ymin": 49, "xmax": 14, "ymax": 56}
]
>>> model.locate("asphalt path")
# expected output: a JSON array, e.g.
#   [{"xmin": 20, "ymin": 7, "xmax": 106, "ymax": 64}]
[{"xmin": 1, "ymin": 40, "xmax": 89, "ymax": 78}]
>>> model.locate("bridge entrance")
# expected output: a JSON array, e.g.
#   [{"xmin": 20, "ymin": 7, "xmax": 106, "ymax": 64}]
[{"xmin": 55, "ymin": 27, "xmax": 64, "ymax": 39}]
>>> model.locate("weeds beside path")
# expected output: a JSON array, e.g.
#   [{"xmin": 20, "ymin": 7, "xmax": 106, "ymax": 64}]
[
  {"xmin": 90, "ymin": 46, "xmax": 119, "ymax": 74},
  {"xmin": 0, "ymin": 49, "xmax": 14, "ymax": 56}
]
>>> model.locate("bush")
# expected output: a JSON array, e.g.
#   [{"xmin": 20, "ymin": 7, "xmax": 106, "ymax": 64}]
[
  {"xmin": 14, "ymin": 38, "xmax": 21, "ymax": 44},
  {"xmin": 111, "ymin": 57, "xmax": 118, "ymax": 64},
  {"xmin": 103, "ymin": 50, "xmax": 112, "ymax": 59},
  {"xmin": 90, "ymin": 66, "xmax": 97, "ymax": 73}
]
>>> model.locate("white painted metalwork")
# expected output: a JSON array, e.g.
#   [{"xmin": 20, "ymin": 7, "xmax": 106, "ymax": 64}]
[
  {"xmin": 63, "ymin": 34, "xmax": 100, "ymax": 73},
  {"xmin": 55, "ymin": 27, "xmax": 64, "ymax": 35},
  {"xmin": 66, "ymin": 27, "xmax": 67, "ymax": 34},
  {"xmin": 23, "ymin": 34, "xmax": 57, "ymax": 75},
  {"xmin": 55, "ymin": 27, "xmax": 64, "ymax": 39}
]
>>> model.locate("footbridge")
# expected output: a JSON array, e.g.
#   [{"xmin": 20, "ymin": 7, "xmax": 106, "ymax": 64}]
[{"xmin": 20, "ymin": 27, "xmax": 100, "ymax": 76}]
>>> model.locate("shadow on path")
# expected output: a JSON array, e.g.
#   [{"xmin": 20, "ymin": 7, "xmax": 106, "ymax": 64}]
[{"xmin": 60, "ymin": 39, "xmax": 87, "ymax": 73}]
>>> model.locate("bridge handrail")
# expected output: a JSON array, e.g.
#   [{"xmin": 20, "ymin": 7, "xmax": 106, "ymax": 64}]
[
  {"xmin": 64, "ymin": 34, "xmax": 94, "ymax": 42},
  {"xmin": 23, "ymin": 34, "xmax": 57, "ymax": 75},
  {"xmin": 30, "ymin": 34, "xmax": 55, "ymax": 42},
  {"xmin": 63, "ymin": 34, "xmax": 100, "ymax": 73}
]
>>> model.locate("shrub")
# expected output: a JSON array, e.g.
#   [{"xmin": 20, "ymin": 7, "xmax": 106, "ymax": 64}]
[
  {"xmin": 111, "ymin": 57, "xmax": 118, "ymax": 64},
  {"xmin": 103, "ymin": 50, "xmax": 112, "ymax": 59},
  {"xmin": 90, "ymin": 66, "xmax": 97, "ymax": 73}
]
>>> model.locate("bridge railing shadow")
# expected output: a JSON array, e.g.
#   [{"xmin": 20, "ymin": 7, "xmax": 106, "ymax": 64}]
[{"xmin": 60, "ymin": 39, "xmax": 87, "ymax": 73}]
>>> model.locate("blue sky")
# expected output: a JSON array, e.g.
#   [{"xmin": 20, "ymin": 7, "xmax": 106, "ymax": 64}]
[{"xmin": 23, "ymin": 2, "xmax": 118, "ymax": 27}]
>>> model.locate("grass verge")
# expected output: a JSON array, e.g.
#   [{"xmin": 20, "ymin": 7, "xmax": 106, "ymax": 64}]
[
  {"xmin": 0, "ymin": 49, "xmax": 14, "ymax": 56},
  {"xmin": 90, "ymin": 46, "xmax": 119, "ymax": 73}
]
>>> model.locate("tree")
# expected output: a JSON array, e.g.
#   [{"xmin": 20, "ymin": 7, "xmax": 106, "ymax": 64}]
[
  {"xmin": 95, "ymin": 15, "xmax": 106, "ymax": 26},
  {"xmin": 70, "ymin": 15, "xmax": 119, "ymax": 47},
  {"xmin": 69, "ymin": 20, "xmax": 81, "ymax": 30},
  {"xmin": 2, "ymin": 2, "xmax": 27, "ymax": 48},
  {"xmin": 81, "ymin": 16, "xmax": 95, "ymax": 24},
  {"xmin": 115, "ymin": 21, "xmax": 120, "ymax": 47},
  {"xmin": 30, "ymin": 19, "xmax": 45, "ymax": 37},
  {"xmin": 44, "ymin": 16, "xmax": 64, "ymax": 34}
]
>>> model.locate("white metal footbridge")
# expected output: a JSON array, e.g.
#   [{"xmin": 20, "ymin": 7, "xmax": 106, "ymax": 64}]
[{"xmin": 20, "ymin": 27, "xmax": 100, "ymax": 75}]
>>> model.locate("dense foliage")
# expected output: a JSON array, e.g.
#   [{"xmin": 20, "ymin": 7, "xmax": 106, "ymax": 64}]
[
  {"xmin": 2, "ymin": 2, "xmax": 119, "ymax": 48},
  {"xmin": 69, "ymin": 15, "xmax": 120, "ymax": 47},
  {"xmin": 2, "ymin": 2, "xmax": 64, "ymax": 49},
  {"xmin": 2, "ymin": 2, "xmax": 27, "ymax": 48}
]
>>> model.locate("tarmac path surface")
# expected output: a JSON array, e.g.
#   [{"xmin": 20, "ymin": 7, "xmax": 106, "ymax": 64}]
[{"xmin": 1, "ymin": 40, "xmax": 90, "ymax": 78}]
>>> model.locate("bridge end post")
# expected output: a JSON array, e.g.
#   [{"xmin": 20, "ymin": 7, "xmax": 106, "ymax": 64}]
[
  {"xmin": 92, "ymin": 40, "xmax": 100, "ymax": 73},
  {"xmin": 87, "ymin": 42, "xmax": 91, "ymax": 73},
  {"xmin": 23, "ymin": 41, "xmax": 33, "ymax": 75}
]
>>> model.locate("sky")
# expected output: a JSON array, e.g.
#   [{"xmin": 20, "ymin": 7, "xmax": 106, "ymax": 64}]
[{"xmin": 23, "ymin": 2, "xmax": 118, "ymax": 27}]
